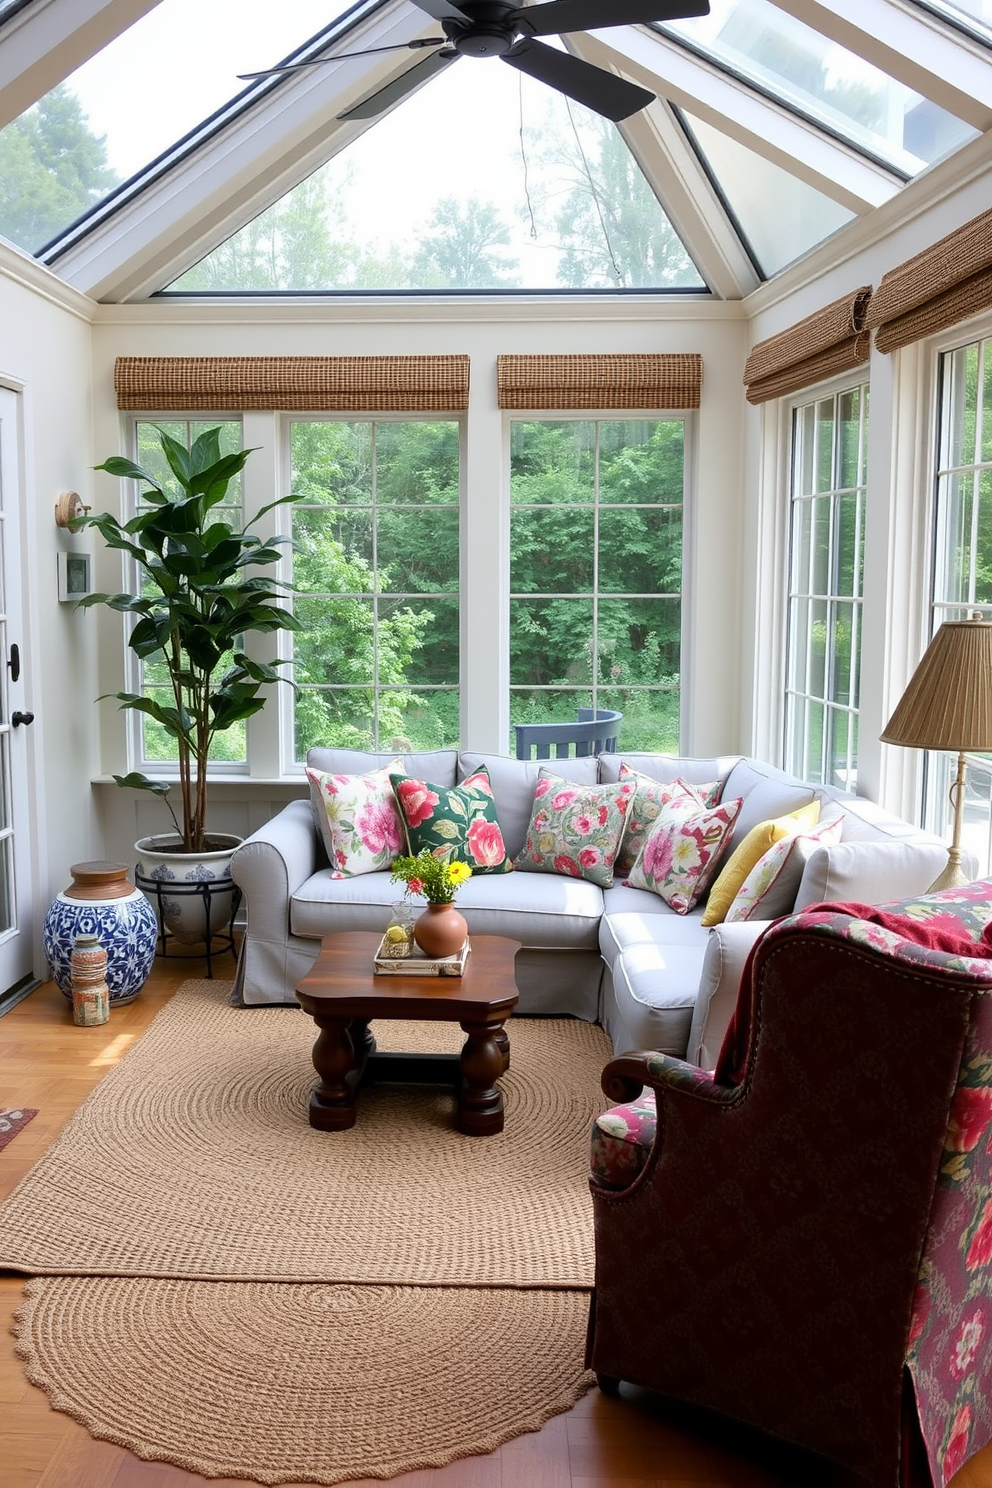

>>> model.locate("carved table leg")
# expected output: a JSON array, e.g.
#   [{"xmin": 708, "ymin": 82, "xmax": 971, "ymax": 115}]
[
  {"xmin": 308, "ymin": 1015, "xmax": 360, "ymax": 1130},
  {"xmin": 457, "ymin": 1019, "xmax": 509, "ymax": 1136},
  {"xmin": 493, "ymin": 1026, "xmax": 510, "ymax": 1073}
]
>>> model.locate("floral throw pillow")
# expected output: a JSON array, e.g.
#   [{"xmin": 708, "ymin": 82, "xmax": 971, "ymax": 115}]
[
  {"xmin": 626, "ymin": 793, "xmax": 744, "ymax": 914},
  {"xmin": 306, "ymin": 759, "xmax": 406, "ymax": 879},
  {"xmin": 390, "ymin": 767, "xmax": 512, "ymax": 874},
  {"xmin": 724, "ymin": 814, "xmax": 844, "ymax": 922},
  {"xmin": 514, "ymin": 770, "xmax": 637, "ymax": 888},
  {"xmin": 615, "ymin": 765, "xmax": 723, "ymax": 875}
]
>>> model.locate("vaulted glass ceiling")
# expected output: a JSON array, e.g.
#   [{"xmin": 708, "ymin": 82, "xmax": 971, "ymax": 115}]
[{"xmin": 0, "ymin": 0, "xmax": 988, "ymax": 301}]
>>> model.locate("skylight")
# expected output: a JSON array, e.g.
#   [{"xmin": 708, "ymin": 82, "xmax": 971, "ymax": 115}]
[
  {"xmin": 165, "ymin": 61, "xmax": 706, "ymax": 294},
  {"xmin": 679, "ymin": 109, "xmax": 855, "ymax": 277},
  {"xmin": 914, "ymin": 0, "xmax": 992, "ymax": 43},
  {"xmin": 0, "ymin": 0, "xmax": 365, "ymax": 254},
  {"xmin": 659, "ymin": 0, "xmax": 978, "ymax": 174}
]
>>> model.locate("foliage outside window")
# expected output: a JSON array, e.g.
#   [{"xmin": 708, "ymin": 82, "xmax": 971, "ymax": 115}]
[
  {"xmin": 784, "ymin": 385, "xmax": 867, "ymax": 788},
  {"xmin": 509, "ymin": 419, "xmax": 685, "ymax": 753},
  {"xmin": 926, "ymin": 334, "xmax": 992, "ymax": 874},
  {"xmin": 133, "ymin": 420, "xmax": 248, "ymax": 769},
  {"xmin": 291, "ymin": 421, "xmax": 460, "ymax": 756}
]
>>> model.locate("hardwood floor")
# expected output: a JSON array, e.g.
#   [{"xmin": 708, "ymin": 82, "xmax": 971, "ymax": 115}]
[{"xmin": 2, "ymin": 958, "xmax": 991, "ymax": 1488}]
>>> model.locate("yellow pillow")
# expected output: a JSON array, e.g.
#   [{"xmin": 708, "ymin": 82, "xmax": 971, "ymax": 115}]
[{"xmin": 700, "ymin": 800, "xmax": 821, "ymax": 927}]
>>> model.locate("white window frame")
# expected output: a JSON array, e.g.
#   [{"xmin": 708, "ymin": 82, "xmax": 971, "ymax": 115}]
[
  {"xmin": 781, "ymin": 375, "xmax": 869, "ymax": 790},
  {"xmin": 919, "ymin": 313, "xmax": 992, "ymax": 874}
]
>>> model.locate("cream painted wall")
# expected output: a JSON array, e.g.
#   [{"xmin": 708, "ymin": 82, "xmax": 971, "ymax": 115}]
[
  {"xmin": 0, "ymin": 244, "xmax": 100, "ymax": 974},
  {"xmin": 89, "ymin": 298, "xmax": 748, "ymax": 865}
]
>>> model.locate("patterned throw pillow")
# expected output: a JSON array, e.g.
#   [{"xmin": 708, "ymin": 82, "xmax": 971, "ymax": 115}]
[
  {"xmin": 306, "ymin": 759, "xmax": 406, "ymax": 878},
  {"xmin": 514, "ymin": 769, "xmax": 637, "ymax": 888},
  {"xmin": 626, "ymin": 791, "xmax": 744, "ymax": 914},
  {"xmin": 724, "ymin": 814, "xmax": 845, "ymax": 922},
  {"xmin": 390, "ymin": 767, "xmax": 512, "ymax": 874},
  {"xmin": 615, "ymin": 765, "xmax": 723, "ymax": 876},
  {"xmin": 700, "ymin": 799, "xmax": 822, "ymax": 927}
]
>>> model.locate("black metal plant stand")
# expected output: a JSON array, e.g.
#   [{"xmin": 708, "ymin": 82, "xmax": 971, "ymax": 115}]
[{"xmin": 133, "ymin": 869, "xmax": 242, "ymax": 980}]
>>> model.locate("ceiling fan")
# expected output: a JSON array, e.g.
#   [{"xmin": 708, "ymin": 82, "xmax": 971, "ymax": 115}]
[{"xmin": 239, "ymin": 0, "xmax": 710, "ymax": 123}]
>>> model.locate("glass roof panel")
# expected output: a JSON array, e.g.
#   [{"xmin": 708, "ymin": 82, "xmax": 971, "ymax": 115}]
[
  {"xmin": 0, "ymin": 0, "xmax": 361, "ymax": 254},
  {"xmin": 680, "ymin": 109, "xmax": 855, "ymax": 277},
  {"xmin": 913, "ymin": 0, "xmax": 992, "ymax": 43},
  {"xmin": 658, "ymin": 0, "xmax": 978, "ymax": 174},
  {"xmin": 165, "ymin": 59, "xmax": 706, "ymax": 294}
]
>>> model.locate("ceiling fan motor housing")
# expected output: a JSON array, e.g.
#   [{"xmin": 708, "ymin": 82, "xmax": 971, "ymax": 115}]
[{"xmin": 442, "ymin": 0, "xmax": 531, "ymax": 57}]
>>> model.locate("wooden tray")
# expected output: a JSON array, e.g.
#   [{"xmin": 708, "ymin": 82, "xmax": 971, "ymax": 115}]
[{"xmin": 373, "ymin": 935, "xmax": 471, "ymax": 977}]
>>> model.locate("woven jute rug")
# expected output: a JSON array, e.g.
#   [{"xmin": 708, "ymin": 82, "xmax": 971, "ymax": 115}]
[
  {"xmin": 3, "ymin": 979, "xmax": 608, "ymax": 1484},
  {"xmin": 0, "ymin": 979, "xmax": 610, "ymax": 1286}
]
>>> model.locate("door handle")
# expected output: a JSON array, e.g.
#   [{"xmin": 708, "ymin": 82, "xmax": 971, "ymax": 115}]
[{"xmin": 11, "ymin": 711, "xmax": 34, "ymax": 727}]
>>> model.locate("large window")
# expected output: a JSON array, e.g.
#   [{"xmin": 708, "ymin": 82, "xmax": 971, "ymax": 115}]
[
  {"xmin": 290, "ymin": 420, "xmax": 460, "ymax": 755},
  {"xmin": 133, "ymin": 419, "xmax": 247, "ymax": 769},
  {"xmin": 509, "ymin": 418, "xmax": 685, "ymax": 753},
  {"xmin": 926, "ymin": 333, "xmax": 992, "ymax": 872},
  {"xmin": 784, "ymin": 385, "xmax": 867, "ymax": 787}
]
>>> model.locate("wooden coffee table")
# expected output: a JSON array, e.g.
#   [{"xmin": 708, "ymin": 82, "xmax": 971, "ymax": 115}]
[{"xmin": 295, "ymin": 932, "xmax": 521, "ymax": 1136}]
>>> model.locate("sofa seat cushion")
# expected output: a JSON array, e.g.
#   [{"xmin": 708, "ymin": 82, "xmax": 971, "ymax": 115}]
[
  {"xmin": 599, "ymin": 905, "xmax": 708, "ymax": 971},
  {"xmin": 290, "ymin": 866, "xmax": 604, "ymax": 950},
  {"xmin": 591, "ymin": 1093, "xmax": 657, "ymax": 1188},
  {"xmin": 608, "ymin": 940, "xmax": 710, "ymax": 1056}
]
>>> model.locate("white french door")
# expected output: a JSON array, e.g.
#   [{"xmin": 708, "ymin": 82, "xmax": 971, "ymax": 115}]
[{"xmin": 0, "ymin": 387, "xmax": 37, "ymax": 1003}]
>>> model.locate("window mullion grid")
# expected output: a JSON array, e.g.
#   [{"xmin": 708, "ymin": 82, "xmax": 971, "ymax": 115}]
[{"xmin": 592, "ymin": 423, "xmax": 601, "ymax": 714}]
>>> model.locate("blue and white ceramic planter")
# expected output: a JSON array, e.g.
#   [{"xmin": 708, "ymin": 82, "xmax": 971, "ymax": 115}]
[
  {"xmin": 43, "ymin": 863, "xmax": 159, "ymax": 1004},
  {"xmin": 134, "ymin": 833, "xmax": 241, "ymax": 947}
]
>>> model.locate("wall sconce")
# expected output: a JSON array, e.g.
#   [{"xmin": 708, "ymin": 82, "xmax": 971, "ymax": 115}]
[{"xmin": 54, "ymin": 491, "xmax": 91, "ymax": 529}]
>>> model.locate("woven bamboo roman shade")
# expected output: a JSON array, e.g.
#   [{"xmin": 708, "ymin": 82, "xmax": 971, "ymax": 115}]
[
  {"xmin": 743, "ymin": 286, "xmax": 872, "ymax": 405},
  {"xmin": 114, "ymin": 356, "xmax": 471, "ymax": 412},
  {"xmin": 496, "ymin": 354, "xmax": 702, "ymax": 410},
  {"xmin": 866, "ymin": 207, "xmax": 992, "ymax": 355}
]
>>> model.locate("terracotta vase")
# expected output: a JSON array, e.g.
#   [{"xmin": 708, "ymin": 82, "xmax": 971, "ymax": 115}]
[{"xmin": 413, "ymin": 901, "xmax": 468, "ymax": 959}]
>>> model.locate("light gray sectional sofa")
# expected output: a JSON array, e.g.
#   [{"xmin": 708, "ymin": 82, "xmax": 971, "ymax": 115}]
[{"xmin": 230, "ymin": 747, "xmax": 956, "ymax": 1065}]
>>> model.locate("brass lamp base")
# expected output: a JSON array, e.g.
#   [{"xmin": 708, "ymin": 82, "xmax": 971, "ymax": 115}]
[{"xmin": 927, "ymin": 849, "xmax": 969, "ymax": 894}]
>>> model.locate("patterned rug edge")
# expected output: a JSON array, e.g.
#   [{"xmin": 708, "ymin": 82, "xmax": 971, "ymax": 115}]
[{"xmin": 0, "ymin": 1108, "xmax": 38, "ymax": 1152}]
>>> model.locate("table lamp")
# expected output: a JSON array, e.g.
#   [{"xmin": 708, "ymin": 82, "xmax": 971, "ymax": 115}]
[{"xmin": 880, "ymin": 614, "xmax": 992, "ymax": 891}]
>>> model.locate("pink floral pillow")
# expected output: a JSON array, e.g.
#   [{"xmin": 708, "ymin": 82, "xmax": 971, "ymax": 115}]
[
  {"xmin": 615, "ymin": 765, "xmax": 723, "ymax": 875},
  {"xmin": 306, "ymin": 760, "xmax": 406, "ymax": 878},
  {"xmin": 514, "ymin": 769, "xmax": 637, "ymax": 888},
  {"xmin": 724, "ymin": 814, "xmax": 844, "ymax": 922},
  {"xmin": 626, "ymin": 793, "xmax": 744, "ymax": 914}
]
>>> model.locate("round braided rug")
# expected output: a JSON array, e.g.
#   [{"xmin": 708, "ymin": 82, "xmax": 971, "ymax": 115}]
[{"xmin": 14, "ymin": 1275, "xmax": 594, "ymax": 1484}]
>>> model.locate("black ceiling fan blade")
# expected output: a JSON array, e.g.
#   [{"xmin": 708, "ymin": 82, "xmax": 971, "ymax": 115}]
[
  {"xmin": 337, "ymin": 47, "xmax": 459, "ymax": 119},
  {"xmin": 239, "ymin": 39, "xmax": 445, "ymax": 81},
  {"xmin": 502, "ymin": 37, "xmax": 654, "ymax": 120},
  {"xmin": 408, "ymin": 0, "xmax": 471, "ymax": 19},
  {"xmin": 509, "ymin": 0, "xmax": 709, "ymax": 37}
]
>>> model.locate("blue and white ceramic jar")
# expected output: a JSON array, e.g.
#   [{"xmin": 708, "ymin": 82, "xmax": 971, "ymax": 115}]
[{"xmin": 43, "ymin": 861, "xmax": 159, "ymax": 1004}]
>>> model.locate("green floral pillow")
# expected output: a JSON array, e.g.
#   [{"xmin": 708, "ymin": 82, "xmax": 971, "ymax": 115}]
[
  {"xmin": 514, "ymin": 769, "xmax": 637, "ymax": 888},
  {"xmin": 389, "ymin": 767, "xmax": 513, "ymax": 874}
]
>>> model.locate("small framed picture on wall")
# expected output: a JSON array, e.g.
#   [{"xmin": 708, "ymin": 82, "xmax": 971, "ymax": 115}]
[{"xmin": 57, "ymin": 551, "xmax": 92, "ymax": 602}]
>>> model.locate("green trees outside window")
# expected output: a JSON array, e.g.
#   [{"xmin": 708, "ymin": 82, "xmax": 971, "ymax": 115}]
[
  {"xmin": 291, "ymin": 421, "xmax": 461, "ymax": 755},
  {"xmin": 509, "ymin": 418, "xmax": 685, "ymax": 753}
]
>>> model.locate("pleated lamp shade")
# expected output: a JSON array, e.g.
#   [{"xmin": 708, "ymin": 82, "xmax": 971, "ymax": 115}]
[{"xmin": 881, "ymin": 617, "xmax": 992, "ymax": 751}]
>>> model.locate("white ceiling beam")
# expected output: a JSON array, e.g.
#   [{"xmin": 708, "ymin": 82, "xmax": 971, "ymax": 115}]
[
  {"xmin": 586, "ymin": 24, "xmax": 902, "ymax": 214},
  {"xmin": 45, "ymin": 7, "xmax": 447, "ymax": 301},
  {"xmin": 568, "ymin": 36, "xmax": 758, "ymax": 298},
  {"xmin": 0, "ymin": 0, "xmax": 162, "ymax": 129},
  {"xmin": 770, "ymin": 0, "xmax": 992, "ymax": 131}
]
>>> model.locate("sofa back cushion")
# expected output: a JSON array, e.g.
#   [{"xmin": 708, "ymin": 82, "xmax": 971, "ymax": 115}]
[
  {"xmin": 720, "ymin": 759, "xmax": 818, "ymax": 854},
  {"xmin": 598, "ymin": 753, "xmax": 741, "ymax": 788},
  {"xmin": 457, "ymin": 752, "xmax": 598, "ymax": 860},
  {"xmin": 308, "ymin": 749, "xmax": 458, "ymax": 784},
  {"xmin": 793, "ymin": 838, "xmax": 954, "ymax": 911}
]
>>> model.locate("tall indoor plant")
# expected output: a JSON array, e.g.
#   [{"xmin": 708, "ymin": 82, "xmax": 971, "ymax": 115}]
[{"xmin": 80, "ymin": 425, "xmax": 301, "ymax": 938}]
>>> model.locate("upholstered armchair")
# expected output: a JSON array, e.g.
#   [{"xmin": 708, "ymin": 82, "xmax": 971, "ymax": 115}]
[{"xmin": 587, "ymin": 883, "xmax": 992, "ymax": 1488}]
